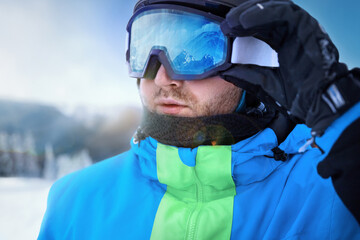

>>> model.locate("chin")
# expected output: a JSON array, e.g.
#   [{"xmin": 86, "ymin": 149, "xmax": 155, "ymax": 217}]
[{"xmin": 155, "ymin": 107, "xmax": 195, "ymax": 117}]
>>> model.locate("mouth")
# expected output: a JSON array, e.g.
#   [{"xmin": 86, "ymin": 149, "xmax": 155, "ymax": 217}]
[{"xmin": 155, "ymin": 99, "xmax": 188, "ymax": 115}]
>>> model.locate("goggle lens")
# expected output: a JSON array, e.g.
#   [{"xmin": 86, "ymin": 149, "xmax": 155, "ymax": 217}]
[{"xmin": 128, "ymin": 8, "xmax": 228, "ymax": 78}]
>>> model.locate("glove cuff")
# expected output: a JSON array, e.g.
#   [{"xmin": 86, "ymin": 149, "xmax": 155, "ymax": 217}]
[{"xmin": 307, "ymin": 67, "xmax": 360, "ymax": 136}]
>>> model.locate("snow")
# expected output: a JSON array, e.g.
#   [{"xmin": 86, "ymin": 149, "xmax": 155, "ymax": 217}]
[{"xmin": 0, "ymin": 177, "xmax": 53, "ymax": 240}]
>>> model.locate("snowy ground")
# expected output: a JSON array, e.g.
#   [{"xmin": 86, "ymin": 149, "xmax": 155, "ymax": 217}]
[{"xmin": 0, "ymin": 177, "xmax": 53, "ymax": 240}]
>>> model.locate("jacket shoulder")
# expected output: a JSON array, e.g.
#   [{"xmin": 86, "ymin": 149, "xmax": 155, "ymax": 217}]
[{"xmin": 52, "ymin": 150, "xmax": 135, "ymax": 193}]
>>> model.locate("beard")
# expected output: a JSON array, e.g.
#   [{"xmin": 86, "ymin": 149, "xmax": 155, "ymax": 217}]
[
  {"xmin": 137, "ymin": 78, "xmax": 276, "ymax": 147},
  {"xmin": 146, "ymin": 84, "xmax": 242, "ymax": 117}
]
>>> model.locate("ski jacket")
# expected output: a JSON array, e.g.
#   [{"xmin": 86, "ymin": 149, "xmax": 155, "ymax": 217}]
[{"xmin": 38, "ymin": 103, "xmax": 360, "ymax": 240}]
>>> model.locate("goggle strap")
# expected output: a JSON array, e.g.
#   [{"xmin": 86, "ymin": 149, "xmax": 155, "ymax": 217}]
[{"xmin": 231, "ymin": 37, "xmax": 279, "ymax": 67}]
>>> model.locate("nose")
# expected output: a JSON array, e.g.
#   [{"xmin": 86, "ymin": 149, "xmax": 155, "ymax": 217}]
[{"xmin": 154, "ymin": 65, "xmax": 183, "ymax": 89}]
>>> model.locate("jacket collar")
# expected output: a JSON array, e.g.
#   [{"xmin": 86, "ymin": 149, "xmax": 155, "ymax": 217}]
[{"xmin": 131, "ymin": 125, "xmax": 311, "ymax": 186}]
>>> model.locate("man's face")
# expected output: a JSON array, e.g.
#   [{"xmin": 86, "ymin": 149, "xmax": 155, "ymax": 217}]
[{"xmin": 139, "ymin": 65, "xmax": 242, "ymax": 117}]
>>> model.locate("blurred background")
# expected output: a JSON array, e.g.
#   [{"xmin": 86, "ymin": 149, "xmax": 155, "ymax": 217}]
[{"xmin": 0, "ymin": 0, "xmax": 359, "ymax": 239}]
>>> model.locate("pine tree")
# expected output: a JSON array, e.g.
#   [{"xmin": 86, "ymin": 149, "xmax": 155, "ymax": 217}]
[
  {"xmin": 43, "ymin": 143, "xmax": 57, "ymax": 180},
  {"xmin": 9, "ymin": 133, "xmax": 25, "ymax": 176},
  {"xmin": 0, "ymin": 132, "xmax": 12, "ymax": 176},
  {"xmin": 23, "ymin": 131, "xmax": 40, "ymax": 177}
]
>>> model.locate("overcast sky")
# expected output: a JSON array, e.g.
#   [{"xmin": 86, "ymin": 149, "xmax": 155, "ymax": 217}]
[
  {"xmin": 0, "ymin": 0, "xmax": 359, "ymax": 111},
  {"xmin": 0, "ymin": 0, "xmax": 139, "ymax": 111}
]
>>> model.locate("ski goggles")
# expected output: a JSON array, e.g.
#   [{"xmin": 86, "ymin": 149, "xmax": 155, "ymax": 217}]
[{"xmin": 126, "ymin": 4, "xmax": 278, "ymax": 80}]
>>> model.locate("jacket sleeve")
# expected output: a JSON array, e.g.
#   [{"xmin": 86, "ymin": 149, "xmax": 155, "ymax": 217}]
[
  {"xmin": 37, "ymin": 173, "xmax": 75, "ymax": 239},
  {"xmin": 38, "ymin": 181, "xmax": 59, "ymax": 239},
  {"xmin": 315, "ymin": 101, "xmax": 360, "ymax": 224}
]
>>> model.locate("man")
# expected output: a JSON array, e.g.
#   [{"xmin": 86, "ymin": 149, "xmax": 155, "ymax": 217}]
[{"xmin": 39, "ymin": 0, "xmax": 360, "ymax": 239}]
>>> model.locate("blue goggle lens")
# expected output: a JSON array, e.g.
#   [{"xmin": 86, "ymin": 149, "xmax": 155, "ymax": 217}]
[{"xmin": 128, "ymin": 8, "xmax": 228, "ymax": 78}]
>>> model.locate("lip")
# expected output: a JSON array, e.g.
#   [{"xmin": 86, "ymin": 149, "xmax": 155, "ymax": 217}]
[{"xmin": 155, "ymin": 98, "xmax": 187, "ymax": 115}]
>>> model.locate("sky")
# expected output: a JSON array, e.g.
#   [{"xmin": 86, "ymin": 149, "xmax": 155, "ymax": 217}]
[
  {"xmin": 0, "ymin": 0, "xmax": 139, "ymax": 111},
  {"xmin": 0, "ymin": 0, "xmax": 359, "ymax": 111}
]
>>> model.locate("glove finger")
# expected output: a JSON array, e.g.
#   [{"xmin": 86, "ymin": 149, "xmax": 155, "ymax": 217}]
[
  {"xmin": 223, "ymin": 0, "xmax": 289, "ymax": 30},
  {"xmin": 222, "ymin": 1, "xmax": 292, "ymax": 40},
  {"xmin": 220, "ymin": 64, "xmax": 292, "ymax": 109},
  {"xmin": 222, "ymin": 0, "xmax": 322, "ymax": 52}
]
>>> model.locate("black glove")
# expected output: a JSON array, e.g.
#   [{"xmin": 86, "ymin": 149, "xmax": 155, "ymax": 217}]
[
  {"xmin": 317, "ymin": 117, "xmax": 360, "ymax": 224},
  {"xmin": 220, "ymin": 0, "xmax": 360, "ymax": 136}
]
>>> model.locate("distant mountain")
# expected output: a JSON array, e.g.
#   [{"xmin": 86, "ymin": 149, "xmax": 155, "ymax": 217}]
[
  {"xmin": 85, "ymin": 107, "xmax": 141, "ymax": 162},
  {"xmin": 173, "ymin": 50, "xmax": 215, "ymax": 73},
  {"xmin": 187, "ymin": 31, "xmax": 226, "ymax": 58},
  {"xmin": 0, "ymin": 99, "xmax": 87, "ymax": 155},
  {"xmin": 172, "ymin": 31, "xmax": 225, "ymax": 73},
  {"xmin": 0, "ymin": 99, "xmax": 141, "ymax": 163}
]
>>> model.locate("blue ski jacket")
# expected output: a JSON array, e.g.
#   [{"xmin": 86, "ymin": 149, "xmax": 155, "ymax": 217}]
[{"xmin": 38, "ymin": 103, "xmax": 360, "ymax": 240}]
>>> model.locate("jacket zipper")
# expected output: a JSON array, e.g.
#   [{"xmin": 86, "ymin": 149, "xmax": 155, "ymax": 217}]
[{"xmin": 186, "ymin": 173, "xmax": 203, "ymax": 240}]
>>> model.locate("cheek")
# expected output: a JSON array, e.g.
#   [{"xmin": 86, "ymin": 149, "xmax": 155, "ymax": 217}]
[
  {"xmin": 189, "ymin": 79, "xmax": 241, "ymax": 114},
  {"xmin": 188, "ymin": 80, "xmax": 234, "ymax": 104}
]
